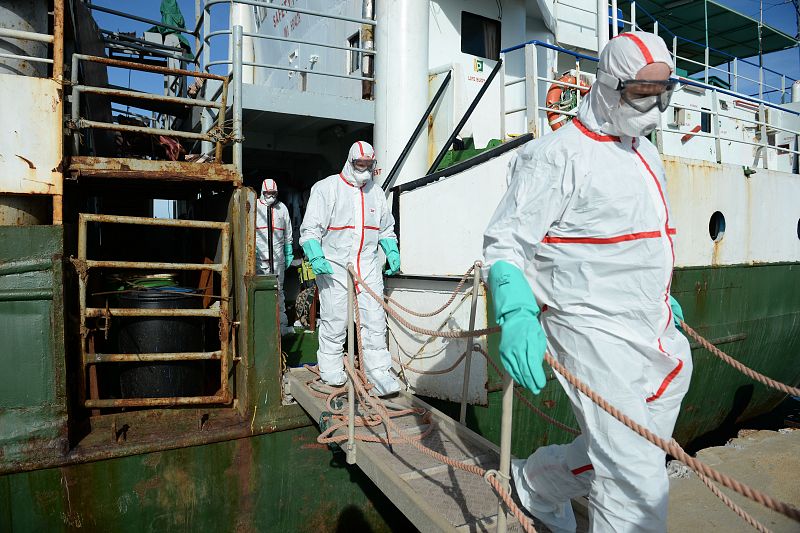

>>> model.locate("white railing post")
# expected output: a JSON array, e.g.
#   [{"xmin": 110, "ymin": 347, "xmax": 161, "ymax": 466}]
[
  {"xmin": 711, "ymin": 88, "xmax": 721, "ymax": 163},
  {"xmin": 525, "ymin": 43, "xmax": 540, "ymax": 137},
  {"xmin": 496, "ymin": 371, "xmax": 515, "ymax": 533},
  {"xmin": 733, "ymin": 57, "xmax": 738, "ymax": 92},
  {"xmin": 459, "ymin": 262, "xmax": 482, "ymax": 425},
  {"xmin": 759, "ymin": 66, "xmax": 764, "ymax": 100},
  {"xmin": 233, "ymin": 25, "xmax": 243, "ymax": 172},
  {"xmin": 704, "ymin": 47, "xmax": 709, "ymax": 85},
  {"xmin": 612, "ymin": 0, "xmax": 619, "ymax": 37},
  {"xmin": 201, "ymin": 0, "xmax": 213, "ymax": 155},
  {"xmin": 631, "ymin": 1, "xmax": 637, "ymax": 30},
  {"xmin": 672, "ymin": 36, "xmax": 678, "ymax": 65},
  {"xmin": 758, "ymin": 103, "xmax": 769, "ymax": 170}
]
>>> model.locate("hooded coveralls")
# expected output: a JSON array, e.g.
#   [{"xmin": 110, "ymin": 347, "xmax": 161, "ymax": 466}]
[
  {"xmin": 483, "ymin": 32, "xmax": 692, "ymax": 532},
  {"xmin": 299, "ymin": 142, "xmax": 398, "ymax": 388},
  {"xmin": 256, "ymin": 179, "xmax": 294, "ymax": 334}
]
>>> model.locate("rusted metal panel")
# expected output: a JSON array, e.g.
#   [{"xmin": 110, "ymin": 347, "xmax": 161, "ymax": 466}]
[
  {"xmin": 0, "ymin": 74, "xmax": 63, "ymax": 195},
  {"xmin": 82, "ymin": 259, "xmax": 223, "ymax": 272},
  {"xmin": 73, "ymin": 84, "xmax": 222, "ymax": 109},
  {"xmin": 68, "ymin": 157, "xmax": 240, "ymax": 183}
]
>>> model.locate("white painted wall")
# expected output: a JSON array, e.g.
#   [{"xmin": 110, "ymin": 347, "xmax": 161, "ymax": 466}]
[
  {"xmin": 399, "ymin": 150, "xmax": 516, "ymax": 276},
  {"xmin": 665, "ymin": 156, "xmax": 800, "ymax": 267},
  {"xmin": 0, "ymin": 74, "xmax": 62, "ymax": 195},
  {"xmin": 385, "ymin": 278, "xmax": 489, "ymax": 405},
  {"xmin": 248, "ymin": 0, "xmax": 365, "ymax": 98}
]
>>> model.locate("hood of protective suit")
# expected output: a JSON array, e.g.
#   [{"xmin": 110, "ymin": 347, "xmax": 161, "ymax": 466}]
[
  {"xmin": 577, "ymin": 32, "xmax": 674, "ymax": 137},
  {"xmin": 341, "ymin": 141, "xmax": 376, "ymax": 186},
  {"xmin": 260, "ymin": 178, "xmax": 277, "ymax": 206}
]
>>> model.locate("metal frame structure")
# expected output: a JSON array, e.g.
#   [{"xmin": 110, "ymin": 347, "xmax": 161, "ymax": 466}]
[
  {"xmin": 501, "ymin": 40, "xmax": 800, "ymax": 170},
  {"xmin": 69, "ymin": 54, "xmax": 229, "ymax": 161},
  {"xmin": 74, "ymin": 214, "xmax": 232, "ymax": 409}
]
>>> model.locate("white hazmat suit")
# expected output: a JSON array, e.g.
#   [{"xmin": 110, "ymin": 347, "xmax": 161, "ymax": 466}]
[
  {"xmin": 299, "ymin": 141, "xmax": 400, "ymax": 395},
  {"xmin": 483, "ymin": 32, "xmax": 692, "ymax": 532},
  {"xmin": 256, "ymin": 178, "xmax": 295, "ymax": 336}
]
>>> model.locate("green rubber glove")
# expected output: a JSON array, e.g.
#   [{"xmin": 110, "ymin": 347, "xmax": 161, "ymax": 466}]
[
  {"xmin": 379, "ymin": 238, "xmax": 401, "ymax": 276},
  {"xmin": 488, "ymin": 261, "xmax": 547, "ymax": 395},
  {"xmin": 301, "ymin": 240, "xmax": 333, "ymax": 276},
  {"xmin": 669, "ymin": 294, "xmax": 684, "ymax": 331},
  {"xmin": 284, "ymin": 242, "xmax": 294, "ymax": 269}
]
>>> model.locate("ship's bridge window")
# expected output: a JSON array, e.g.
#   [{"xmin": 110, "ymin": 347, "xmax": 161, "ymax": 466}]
[
  {"xmin": 347, "ymin": 31, "xmax": 361, "ymax": 74},
  {"xmin": 461, "ymin": 11, "xmax": 501, "ymax": 61}
]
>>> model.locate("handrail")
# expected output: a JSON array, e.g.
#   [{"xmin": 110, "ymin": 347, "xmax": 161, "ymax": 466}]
[
  {"xmin": 382, "ymin": 70, "xmax": 453, "ymax": 193},
  {"xmin": 502, "ymin": 39, "xmax": 599, "ymax": 62},
  {"xmin": 204, "ymin": 0, "xmax": 377, "ymax": 26},
  {"xmin": 427, "ymin": 59, "xmax": 504, "ymax": 174},
  {"xmin": 503, "ymin": 39, "xmax": 800, "ymax": 116},
  {"xmin": 87, "ymin": 3, "xmax": 195, "ymax": 36}
]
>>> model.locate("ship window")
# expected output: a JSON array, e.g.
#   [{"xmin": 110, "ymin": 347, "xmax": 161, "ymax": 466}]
[
  {"xmin": 709, "ymin": 211, "xmax": 726, "ymax": 242},
  {"xmin": 700, "ymin": 108, "xmax": 711, "ymax": 133},
  {"xmin": 461, "ymin": 11, "xmax": 501, "ymax": 61},
  {"xmin": 347, "ymin": 32, "xmax": 360, "ymax": 74}
]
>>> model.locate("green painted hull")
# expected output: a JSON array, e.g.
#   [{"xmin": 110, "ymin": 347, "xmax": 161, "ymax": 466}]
[{"xmin": 1, "ymin": 224, "xmax": 798, "ymax": 531}]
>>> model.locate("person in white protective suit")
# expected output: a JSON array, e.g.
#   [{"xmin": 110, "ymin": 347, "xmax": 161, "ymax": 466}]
[
  {"xmin": 482, "ymin": 32, "xmax": 692, "ymax": 532},
  {"xmin": 299, "ymin": 141, "xmax": 402, "ymax": 396},
  {"xmin": 256, "ymin": 178, "xmax": 296, "ymax": 336}
]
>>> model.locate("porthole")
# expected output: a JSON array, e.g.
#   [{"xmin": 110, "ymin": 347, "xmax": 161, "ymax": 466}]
[{"xmin": 709, "ymin": 211, "xmax": 726, "ymax": 242}]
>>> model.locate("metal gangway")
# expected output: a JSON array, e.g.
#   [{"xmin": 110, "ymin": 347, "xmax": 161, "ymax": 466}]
[{"xmin": 283, "ymin": 264, "xmax": 540, "ymax": 533}]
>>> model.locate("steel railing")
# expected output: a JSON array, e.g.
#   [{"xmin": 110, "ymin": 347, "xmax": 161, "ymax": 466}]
[
  {"xmin": 0, "ymin": 0, "xmax": 64, "ymax": 80},
  {"xmin": 501, "ymin": 40, "xmax": 800, "ymax": 171},
  {"xmin": 74, "ymin": 213, "xmax": 232, "ymax": 409},
  {"xmin": 69, "ymin": 54, "xmax": 230, "ymax": 161},
  {"xmin": 199, "ymin": 0, "xmax": 376, "ymax": 81}
]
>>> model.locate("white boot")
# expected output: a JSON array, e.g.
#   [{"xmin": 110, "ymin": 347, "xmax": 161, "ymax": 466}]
[
  {"xmin": 511, "ymin": 459, "xmax": 577, "ymax": 533},
  {"xmin": 366, "ymin": 369, "xmax": 401, "ymax": 397}
]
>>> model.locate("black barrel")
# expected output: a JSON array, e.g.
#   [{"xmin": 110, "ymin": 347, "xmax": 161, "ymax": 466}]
[{"xmin": 116, "ymin": 290, "xmax": 204, "ymax": 398}]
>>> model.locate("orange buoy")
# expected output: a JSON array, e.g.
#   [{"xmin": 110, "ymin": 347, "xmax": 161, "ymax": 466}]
[{"xmin": 545, "ymin": 73, "xmax": 590, "ymax": 131}]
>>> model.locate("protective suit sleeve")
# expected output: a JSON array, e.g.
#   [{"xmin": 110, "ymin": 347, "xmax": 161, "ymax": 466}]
[
  {"xmin": 482, "ymin": 150, "xmax": 573, "ymax": 274},
  {"xmin": 379, "ymin": 238, "xmax": 400, "ymax": 276},
  {"xmin": 301, "ymin": 240, "xmax": 333, "ymax": 276},
  {"xmin": 669, "ymin": 294, "xmax": 684, "ymax": 331},
  {"xmin": 299, "ymin": 182, "xmax": 331, "ymax": 247},
  {"xmin": 377, "ymin": 193, "xmax": 397, "ymax": 241},
  {"xmin": 488, "ymin": 261, "xmax": 547, "ymax": 394}
]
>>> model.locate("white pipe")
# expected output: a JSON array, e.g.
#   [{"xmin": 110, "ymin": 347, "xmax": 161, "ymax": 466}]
[
  {"xmin": 496, "ymin": 372, "xmax": 514, "ymax": 533},
  {"xmin": 231, "ymin": 3, "xmax": 255, "ymax": 83},
  {"xmin": 611, "ymin": 0, "xmax": 619, "ymax": 37},
  {"xmin": 374, "ymin": 0, "xmax": 430, "ymax": 188},
  {"xmin": 459, "ymin": 263, "xmax": 481, "ymax": 424},
  {"xmin": 597, "ymin": 0, "xmax": 609, "ymax": 53}
]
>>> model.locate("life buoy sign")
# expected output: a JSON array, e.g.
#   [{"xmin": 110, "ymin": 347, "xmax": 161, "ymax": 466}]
[{"xmin": 546, "ymin": 73, "xmax": 591, "ymax": 131}]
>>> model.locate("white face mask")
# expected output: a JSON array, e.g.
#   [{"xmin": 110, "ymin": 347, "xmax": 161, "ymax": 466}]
[
  {"xmin": 352, "ymin": 169, "xmax": 373, "ymax": 185},
  {"xmin": 608, "ymin": 100, "xmax": 662, "ymax": 137},
  {"xmin": 262, "ymin": 194, "xmax": 276, "ymax": 206}
]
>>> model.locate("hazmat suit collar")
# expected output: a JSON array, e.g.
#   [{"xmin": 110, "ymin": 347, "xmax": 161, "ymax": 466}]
[
  {"xmin": 577, "ymin": 32, "xmax": 674, "ymax": 138},
  {"xmin": 341, "ymin": 141, "xmax": 376, "ymax": 187}
]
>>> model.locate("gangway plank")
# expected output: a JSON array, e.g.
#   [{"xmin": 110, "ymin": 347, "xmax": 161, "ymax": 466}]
[{"xmin": 285, "ymin": 367, "xmax": 527, "ymax": 532}]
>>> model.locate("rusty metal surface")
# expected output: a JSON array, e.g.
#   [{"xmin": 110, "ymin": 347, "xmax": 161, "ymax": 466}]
[
  {"xmin": 89, "ymin": 351, "xmax": 222, "ymax": 363},
  {"xmin": 68, "ymin": 157, "xmax": 240, "ymax": 183},
  {"xmin": 82, "ymin": 259, "xmax": 223, "ymax": 272},
  {"xmin": 52, "ymin": 0, "xmax": 64, "ymax": 81},
  {"xmin": 74, "ymin": 85, "xmax": 222, "ymax": 109},
  {"xmin": 72, "ymin": 54, "xmax": 225, "ymax": 81},
  {"xmin": 84, "ymin": 307, "xmax": 220, "ymax": 318},
  {"xmin": 76, "ymin": 118, "xmax": 211, "ymax": 141},
  {"xmin": 85, "ymin": 396, "xmax": 226, "ymax": 409}
]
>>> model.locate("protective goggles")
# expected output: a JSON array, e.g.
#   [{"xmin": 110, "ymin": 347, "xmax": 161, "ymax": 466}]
[
  {"xmin": 262, "ymin": 190, "xmax": 277, "ymax": 199},
  {"xmin": 597, "ymin": 70, "xmax": 678, "ymax": 112},
  {"xmin": 352, "ymin": 158, "xmax": 377, "ymax": 172}
]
